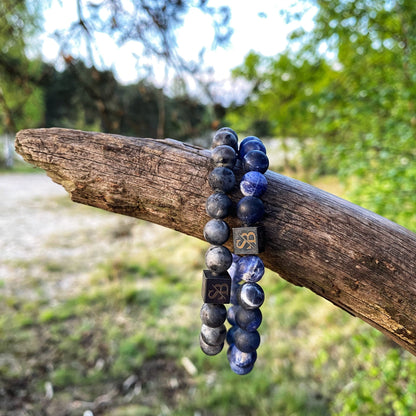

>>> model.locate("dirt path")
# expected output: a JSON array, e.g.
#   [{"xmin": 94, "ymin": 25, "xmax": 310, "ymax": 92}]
[{"xmin": 0, "ymin": 173, "xmax": 161, "ymax": 299}]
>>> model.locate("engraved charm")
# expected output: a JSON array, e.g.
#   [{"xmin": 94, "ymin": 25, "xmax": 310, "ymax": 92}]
[
  {"xmin": 232, "ymin": 226, "xmax": 265, "ymax": 255},
  {"xmin": 202, "ymin": 270, "xmax": 231, "ymax": 304}
]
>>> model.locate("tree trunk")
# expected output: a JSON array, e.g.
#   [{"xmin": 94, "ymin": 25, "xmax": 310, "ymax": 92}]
[{"xmin": 15, "ymin": 127, "xmax": 416, "ymax": 356}]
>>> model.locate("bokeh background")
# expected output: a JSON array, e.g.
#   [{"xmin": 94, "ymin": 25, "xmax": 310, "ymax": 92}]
[{"xmin": 1, "ymin": 1, "xmax": 416, "ymax": 415}]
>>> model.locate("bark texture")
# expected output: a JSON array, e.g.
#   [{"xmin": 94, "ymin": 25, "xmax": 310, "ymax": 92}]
[{"xmin": 15, "ymin": 127, "xmax": 416, "ymax": 356}]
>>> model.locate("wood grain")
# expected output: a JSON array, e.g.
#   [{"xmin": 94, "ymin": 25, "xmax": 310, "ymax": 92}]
[{"xmin": 15, "ymin": 127, "xmax": 416, "ymax": 355}]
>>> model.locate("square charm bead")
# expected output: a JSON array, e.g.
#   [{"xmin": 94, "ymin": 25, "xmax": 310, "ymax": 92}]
[
  {"xmin": 202, "ymin": 270, "xmax": 231, "ymax": 304},
  {"xmin": 232, "ymin": 226, "xmax": 265, "ymax": 255}
]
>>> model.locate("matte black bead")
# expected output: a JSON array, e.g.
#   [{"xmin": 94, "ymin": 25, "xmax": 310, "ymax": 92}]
[
  {"xmin": 211, "ymin": 145, "xmax": 237, "ymax": 169},
  {"xmin": 201, "ymin": 270, "xmax": 231, "ymax": 304},
  {"xmin": 239, "ymin": 139, "xmax": 267, "ymax": 159},
  {"xmin": 234, "ymin": 327, "xmax": 261, "ymax": 353},
  {"xmin": 200, "ymin": 303, "xmax": 227, "ymax": 327},
  {"xmin": 203, "ymin": 219, "xmax": 230, "ymax": 245},
  {"xmin": 232, "ymin": 226, "xmax": 265, "ymax": 255},
  {"xmin": 237, "ymin": 196, "xmax": 265, "ymax": 225},
  {"xmin": 201, "ymin": 323, "xmax": 227, "ymax": 346},
  {"xmin": 212, "ymin": 129, "xmax": 238, "ymax": 152},
  {"xmin": 243, "ymin": 150, "xmax": 269, "ymax": 173},
  {"xmin": 206, "ymin": 192, "xmax": 232, "ymax": 219},
  {"xmin": 200, "ymin": 333, "xmax": 224, "ymax": 356},
  {"xmin": 236, "ymin": 307, "xmax": 262, "ymax": 332},
  {"xmin": 238, "ymin": 282, "xmax": 265, "ymax": 310},
  {"xmin": 208, "ymin": 167, "xmax": 236, "ymax": 193},
  {"xmin": 205, "ymin": 245, "xmax": 232, "ymax": 274}
]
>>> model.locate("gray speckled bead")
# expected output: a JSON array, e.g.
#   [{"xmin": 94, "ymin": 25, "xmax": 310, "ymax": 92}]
[
  {"xmin": 208, "ymin": 167, "xmax": 236, "ymax": 193},
  {"xmin": 200, "ymin": 303, "xmax": 227, "ymax": 328},
  {"xmin": 206, "ymin": 192, "xmax": 232, "ymax": 219},
  {"xmin": 201, "ymin": 323, "xmax": 227, "ymax": 346},
  {"xmin": 200, "ymin": 333, "xmax": 224, "ymax": 356},
  {"xmin": 238, "ymin": 282, "xmax": 265, "ymax": 310},
  {"xmin": 203, "ymin": 219, "xmax": 230, "ymax": 245},
  {"xmin": 205, "ymin": 245, "xmax": 232, "ymax": 274},
  {"xmin": 212, "ymin": 129, "xmax": 238, "ymax": 152},
  {"xmin": 211, "ymin": 145, "xmax": 237, "ymax": 169}
]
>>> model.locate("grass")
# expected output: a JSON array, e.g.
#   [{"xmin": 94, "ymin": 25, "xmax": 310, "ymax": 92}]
[{"xmin": 1, "ymin": 175, "xmax": 416, "ymax": 415}]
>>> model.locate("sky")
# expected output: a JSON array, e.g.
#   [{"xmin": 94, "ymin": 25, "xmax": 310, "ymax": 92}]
[{"xmin": 39, "ymin": 1, "xmax": 315, "ymax": 102}]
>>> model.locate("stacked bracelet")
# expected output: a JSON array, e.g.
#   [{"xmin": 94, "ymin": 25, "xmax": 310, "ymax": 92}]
[
  {"xmin": 226, "ymin": 135, "xmax": 269, "ymax": 375},
  {"xmin": 199, "ymin": 128, "xmax": 239, "ymax": 356},
  {"xmin": 200, "ymin": 128, "xmax": 269, "ymax": 375}
]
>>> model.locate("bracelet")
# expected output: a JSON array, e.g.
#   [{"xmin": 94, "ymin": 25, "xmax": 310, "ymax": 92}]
[
  {"xmin": 200, "ymin": 128, "xmax": 269, "ymax": 375},
  {"xmin": 199, "ymin": 127, "xmax": 238, "ymax": 356},
  {"xmin": 227, "ymin": 135, "xmax": 268, "ymax": 375}
]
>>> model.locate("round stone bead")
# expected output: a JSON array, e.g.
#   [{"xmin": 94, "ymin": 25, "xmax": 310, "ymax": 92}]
[
  {"xmin": 237, "ymin": 196, "xmax": 265, "ymax": 225},
  {"xmin": 239, "ymin": 139, "xmax": 267, "ymax": 159},
  {"xmin": 205, "ymin": 245, "xmax": 233, "ymax": 273},
  {"xmin": 238, "ymin": 282, "xmax": 265, "ymax": 310},
  {"xmin": 229, "ymin": 359, "xmax": 254, "ymax": 375},
  {"xmin": 227, "ymin": 304, "xmax": 240, "ymax": 326},
  {"xmin": 236, "ymin": 307, "xmax": 262, "ymax": 332},
  {"xmin": 200, "ymin": 303, "xmax": 227, "ymax": 328},
  {"xmin": 200, "ymin": 333, "xmax": 223, "ymax": 356},
  {"xmin": 237, "ymin": 255, "xmax": 265, "ymax": 283},
  {"xmin": 228, "ymin": 344, "xmax": 257, "ymax": 367},
  {"xmin": 208, "ymin": 167, "xmax": 236, "ymax": 193},
  {"xmin": 240, "ymin": 135, "xmax": 262, "ymax": 148},
  {"xmin": 206, "ymin": 192, "xmax": 232, "ymax": 219},
  {"xmin": 233, "ymin": 327, "xmax": 261, "ymax": 353},
  {"xmin": 201, "ymin": 323, "xmax": 227, "ymax": 346},
  {"xmin": 203, "ymin": 219, "xmax": 229, "ymax": 245},
  {"xmin": 226, "ymin": 325, "xmax": 238, "ymax": 345},
  {"xmin": 227, "ymin": 254, "xmax": 240, "ymax": 281},
  {"xmin": 212, "ymin": 129, "xmax": 238, "ymax": 152},
  {"xmin": 230, "ymin": 281, "xmax": 241, "ymax": 305},
  {"xmin": 240, "ymin": 171, "xmax": 268, "ymax": 197},
  {"xmin": 243, "ymin": 150, "xmax": 269, "ymax": 174},
  {"xmin": 211, "ymin": 145, "xmax": 237, "ymax": 169}
]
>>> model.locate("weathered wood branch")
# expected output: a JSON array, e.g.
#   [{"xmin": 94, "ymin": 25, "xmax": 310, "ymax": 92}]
[{"xmin": 15, "ymin": 128, "xmax": 416, "ymax": 355}]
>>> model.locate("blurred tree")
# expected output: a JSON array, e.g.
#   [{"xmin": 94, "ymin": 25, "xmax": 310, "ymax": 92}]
[
  {"xmin": 0, "ymin": 0, "xmax": 46, "ymax": 167},
  {"xmin": 47, "ymin": 0, "xmax": 233, "ymax": 138},
  {"xmin": 230, "ymin": 0, "xmax": 416, "ymax": 229},
  {"xmin": 43, "ymin": 62, "xmax": 212, "ymax": 140}
]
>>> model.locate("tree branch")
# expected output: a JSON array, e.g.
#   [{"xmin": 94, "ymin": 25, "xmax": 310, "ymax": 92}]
[{"xmin": 15, "ymin": 127, "xmax": 416, "ymax": 356}]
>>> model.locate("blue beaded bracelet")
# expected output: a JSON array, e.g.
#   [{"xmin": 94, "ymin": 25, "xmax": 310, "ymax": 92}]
[
  {"xmin": 200, "ymin": 128, "xmax": 269, "ymax": 376},
  {"xmin": 227, "ymin": 135, "xmax": 269, "ymax": 375}
]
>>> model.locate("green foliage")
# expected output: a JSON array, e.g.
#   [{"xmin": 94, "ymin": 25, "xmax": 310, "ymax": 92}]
[{"xmin": 230, "ymin": 0, "xmax": 416, "ymax": 230}]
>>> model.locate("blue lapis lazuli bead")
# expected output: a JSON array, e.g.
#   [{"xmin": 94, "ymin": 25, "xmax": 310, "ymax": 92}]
[
  {"xmin": 228, "ymin": 343, "xmax": 257, "ymax": 368},
  {"xmin": 240, "ymin": 171, "xmax": 268, "ymax": 198},
  {"xmin": 236, "ymin": 307, "xmax": 262, "ymax": 332},
  {"xmin": 239, "ymin": 139, "xmax": 267, "ymax": 159},
  {"xmin": 238, "ymin": 282, "xmax": 265, "ymax": 309},
  {"xmin": 240, "ymin": 136, "xmax": 262, "ymax": 148},
  {"xmin": 237, "ymin": 255, "xmax": 265, "ymax": 283},
  {"xmin": 243, "ymin": 150, "xmax": 269, "ymax": 174},
  {"xmin": 237, "ymin": 196, "xmax": 265, "ymax": 225},
  {"xmin": 227, "ymin": 304, "xmax": 240, "ymax": 326},
  {"xmin": 226, "ymin": 325, "xmax": 238, "ymax": 345}
]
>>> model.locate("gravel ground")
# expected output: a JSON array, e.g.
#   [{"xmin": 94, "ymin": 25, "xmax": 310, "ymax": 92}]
[{"xmin": 0, "ymin": 173, "xmax": 162, "ymax": 299}]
